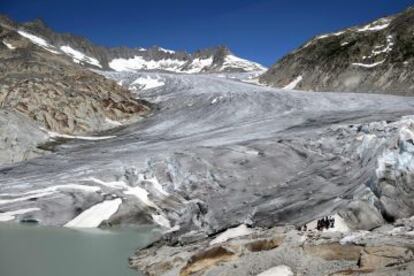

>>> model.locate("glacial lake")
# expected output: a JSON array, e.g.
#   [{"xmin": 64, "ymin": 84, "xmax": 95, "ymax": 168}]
[{"xmin": 0, "ymin": 223, "xmax": 160, "ymax": 276}]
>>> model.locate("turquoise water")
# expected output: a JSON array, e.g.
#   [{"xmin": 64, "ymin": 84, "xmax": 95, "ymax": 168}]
[{"xmin": 0, "ymin": 223, "xmax": 160, "ymax": 276}]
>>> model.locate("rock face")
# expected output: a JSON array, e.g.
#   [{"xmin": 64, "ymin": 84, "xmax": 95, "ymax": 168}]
[
  {"xmin": 0, "ymin": 18, "xmax": 150, "ymax": 136},
  {"xmin": 0, "ymin": 15, "xmax": 265, "ymax": 74},
  {"xmin": 260, "ymin": 6, "xmax": 414, "ymax": 95},
  {"xmin": 0, "ymin": 109, "xmax": 49, "ymax": 165}
]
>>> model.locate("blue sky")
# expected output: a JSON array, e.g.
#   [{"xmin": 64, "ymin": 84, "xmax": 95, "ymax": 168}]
[{"xmin": 1, "ymin": 0, "xmax": 413, "ymax": 66}]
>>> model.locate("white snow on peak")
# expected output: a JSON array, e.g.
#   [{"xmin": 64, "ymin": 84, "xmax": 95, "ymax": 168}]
[
  {"xmin": 60, "ymin": 45, "xmax": 102, "ymax": 68},
  {"xmin": 158, "ymin": 47, "xmax": 175, "ymax": 54},
  {"xmin": 2, "ymin": 40, "xmax": 16, "ymax": 50},
  {"xmin": 303, "ymin": 31, "xmax": 345, "ymax": 48},
  {"xmin": 0, "ymin": 208, "xmax": 40, "ymax": 222},
  {"xmin": 352, "ymin": 60, "xmax": 385, "ymax": 68},
  {"xmin": 132, "ymin": 76, "xmax": 165, "ymax": 90},
  {"xmin": 109, "ymin": 56, "xmax": 186, "ymax": 72},
  {"xmin": 64, "ymin": 198, "xmax": 122, "ymax": 228},
  {"xmin": 283, "ymin": 75, "xmax": 303, "ymax": 90},
  {"xmin": 18, "ymin": 30, "xmax": 49, "ymax": 48},
  {"xmin": 357, "ymin": 19, "xmax": 391, "ymax": 32},
  {"xmin": 222, "ymin": 54, "xmax": 267, "ymax": 72},
  {"xmin": 316, "ymin": 31, "xmax": 345, "ymax": 40},
  {"xmin": 186, "ymin": 57, "xmax": 214, "ymax": 73},
  {"xmin": 17, "ymin": 30, "xmax": 60, "ymax": 54}
]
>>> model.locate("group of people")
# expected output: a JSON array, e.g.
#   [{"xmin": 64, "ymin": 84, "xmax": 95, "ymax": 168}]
[
  {"xmin": 297, "ymin": 216, "xmax": 336, "ymax": 232},
  {"xmin": 316, "ymin": 216, "xmax": 335, "ymax": 231}
]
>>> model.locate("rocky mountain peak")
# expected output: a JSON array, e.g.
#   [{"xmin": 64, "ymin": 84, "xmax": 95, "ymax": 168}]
[
  {"xmin": 259, "ymin": 5, "xmax": 414, "ymax": 95},
  {"xmin": 0, "ymin": 15, "xmax": 265, "ymax": 73}
]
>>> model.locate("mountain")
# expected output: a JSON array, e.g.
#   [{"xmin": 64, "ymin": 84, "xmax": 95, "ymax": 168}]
[
  {"xmin": 0, "ymin": 17, "xmax": 150, "ymax": 135},
  {"xmin": 0, "ymin": 14, "xmax": 264, "ymax": 165},
  {"xmin": 1, "ymin": 16, "xmax": 265, "ymax": 74},
  {"xmin": 0, "ymin": 15, "xmax": 152, "ymax": 165},
  {"xmin": 259, "ymin": 6, "xmax": 414, "ymax": 95}
]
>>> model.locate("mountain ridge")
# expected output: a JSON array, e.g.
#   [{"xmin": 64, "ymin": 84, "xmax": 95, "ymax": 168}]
[
  {"xmin": 0, "ymin": 15, "xmax": 266, "ymax": 73},
  {"xmin": 259, "ymin": 6, "xmax": 414, "ymax": 95}
]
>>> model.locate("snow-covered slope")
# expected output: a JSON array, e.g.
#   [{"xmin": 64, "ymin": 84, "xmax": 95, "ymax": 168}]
[{"xmin": 107, "ymin": 46, "xmax": 266, "ymax": 74}]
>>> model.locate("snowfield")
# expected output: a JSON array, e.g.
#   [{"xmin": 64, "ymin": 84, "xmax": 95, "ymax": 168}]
[
  {"xmin": 109, "ymin": 56, "xmax": 186, "ymax": 72},
  {"xmin": 64, "ymin": 198, "xmax": 122, "ymax": 228},
  {"xmin": 18, "ymin": 30, "xmax": 60, "ymax": 54},
  {"xmin": 60, "ymin": 45, "xmax": 102, "ymax": 68}
]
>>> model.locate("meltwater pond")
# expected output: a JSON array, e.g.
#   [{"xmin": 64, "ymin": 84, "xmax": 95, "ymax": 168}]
[{"xmin": 0, "ymin": 223, "xmax": 160, "ymax": 276}]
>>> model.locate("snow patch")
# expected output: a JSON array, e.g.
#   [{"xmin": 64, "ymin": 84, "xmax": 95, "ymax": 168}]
[
  {"xmin": 87, "ymin": 177, "xmax": 159, "ymax": 208},
  {"xmin": 210, "ymin": 224, "xmax": 252, "ymax": 245},
  {"xmin": 158, "ymin": 47, "xmax": 175, "ymax": 54},
  {"xmin": 86, "ymin": 177, "xmax": 172, "ymax": 228},
  {"xmin": 138, "ymin": 174, "xmax": 169, "ymax": 196},
  {"xmin": 132, "ymin": 76, "xmax": 165, "ymax": 90},
  {"xmin": 151, "ymin": 214, "xmax": 171, "ymax": 228},
  {"xmin": 357, "ymin": 19, "xmax": 390, "ymax": 32},
  {"xmin": 64, "ymin": 198, "xmax": 122, "ymax": 228},
  {"xmin": 256, "ymin": 265, "xmax": 294, "ymax": 276},
  {"xmin": 283, "ymin": 76, "xmax": 303, "ymax": 90},
  {"xmin": 45, "ymin": 129, "xmax": 116, "ymax": 140},
  {"xmin": 109, "ymin": 56, "xmax": 186, "ymax": 72},
  {"xmin": 352, "ymin": 60, "xmax": 385, "ymax": 68},
  {"xmin": 17, "ymin": 30, "xmax": 59, "ymax": 54},
  {"xmin": 124, "ymin": 186, "xmax": 158, "ymax": 209},
  {"xmin": 186, "ymin": 57, "xmax": 213, "ymax": 73},
  {"xmin": 2, "ymin": 40, "xmax": 15, "ymax": 50},
  {"xmin": 316, "ymin": 31, "xmax": 345, "ymax": 40},
  {"xmin": 60, "ymin": 45, "xmax": 102, "ymax": 68},
  {"xmin": 0, "ymin": 208, "xmax": 40, "ymax": 222},
  {"xmin": 340, "ymin": 231, "xmax": 370, "ymax": 245},
  {"xmin": 221, "ymin": 54, "xmax": 267, "ymax": 72},
  {"xmin": 105, "ymin": 117, "xmax": 123, "ymax": 126}
]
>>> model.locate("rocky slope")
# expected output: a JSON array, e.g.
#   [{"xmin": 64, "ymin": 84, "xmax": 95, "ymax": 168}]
[
  {"xmin": 132, "ymin": 217, "xmax": 414, "ymax": 276},
  {"xmin": 0, "ymin": 15, "xmax": 265, "ymax": 74},
  {"xmin": 260, "ymin": 6, "xmax": 414, "ymax": 95},
  {"xmin": 0, "ymin": 16, "xmax": 152, "ymax": 164},
  {"xmin": 0, "ymin": 20, "xmax": 150, "ymax": 134}
]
